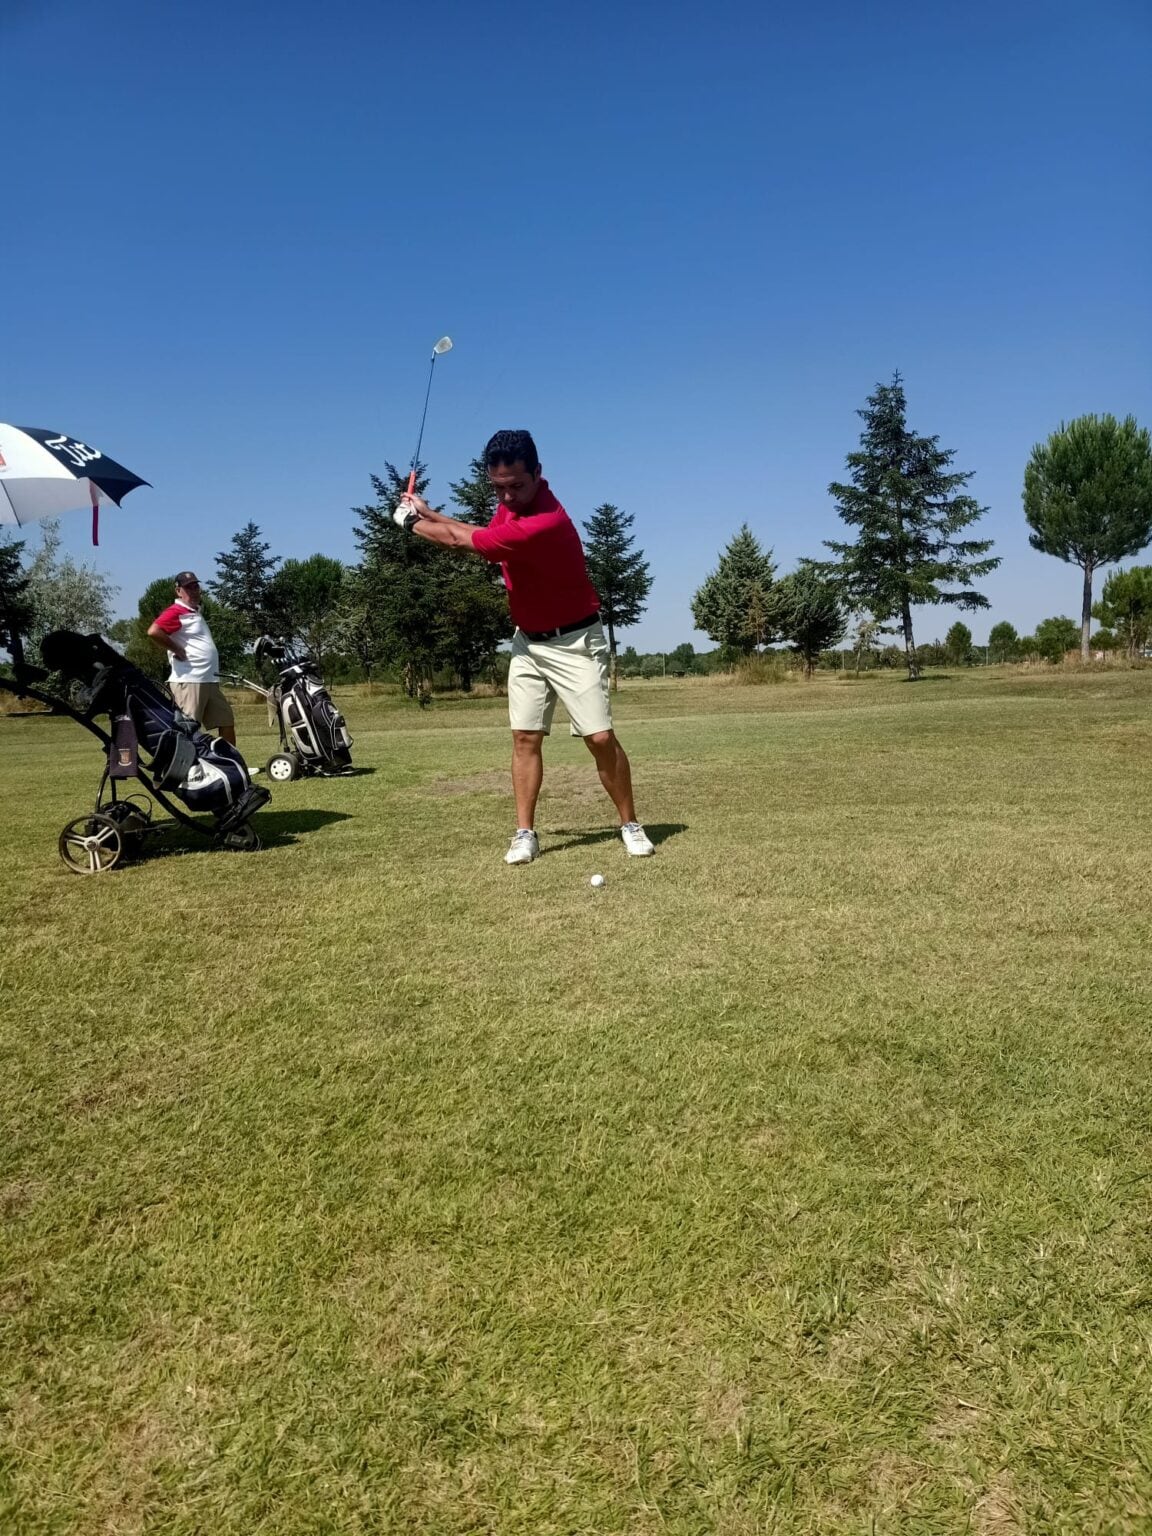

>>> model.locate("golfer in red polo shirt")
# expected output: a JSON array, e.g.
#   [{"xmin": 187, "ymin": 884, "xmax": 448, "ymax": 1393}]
[{"xmin": 395, "ymin": 429, "xmax": 655, "ymax": 865}]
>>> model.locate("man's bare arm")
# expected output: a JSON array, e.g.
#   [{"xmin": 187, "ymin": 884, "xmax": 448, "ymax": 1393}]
[
  {"xmin": 410, "ymin": 518, "xmax": 477, "ymax": 552},
  {"xmin": 147, "ymin": 622, "xmax": 186, "ymax": 660},
  {"xmin": 400, "ymin": 493, "xmax": 478, "ymax": 553}
]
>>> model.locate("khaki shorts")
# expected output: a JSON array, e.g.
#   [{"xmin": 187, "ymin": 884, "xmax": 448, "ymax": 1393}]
[
  {"xmin": 508, "ymin": 620, "xmax": 613, "ymax": 737},
  {"xmin": 170, "ymin": 680, "xmax": 235, "ymax": 734}
]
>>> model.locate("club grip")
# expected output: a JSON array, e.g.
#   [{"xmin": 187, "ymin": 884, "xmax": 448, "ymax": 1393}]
[{"xmin": 406, "ymin": 470, "xmax": 417, "ymax": 496}]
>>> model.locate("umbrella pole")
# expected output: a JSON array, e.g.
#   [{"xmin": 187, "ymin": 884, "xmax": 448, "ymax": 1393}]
[{"xmin": 89, "ymin": 481, "xmax": 100, "ymax": 545}]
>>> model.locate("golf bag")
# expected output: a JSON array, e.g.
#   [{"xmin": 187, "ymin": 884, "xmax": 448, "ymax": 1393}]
[
  {"xmin": 38, "ymin": 631, "xmax": 268, "ymax": 832},
  {"xmin": 238, "ymin": 638, "xmax": 353, "ymax": 778}
]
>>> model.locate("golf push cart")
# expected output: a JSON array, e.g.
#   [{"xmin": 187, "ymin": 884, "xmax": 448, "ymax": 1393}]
[
  {"xmin": 0, "ymin": 630, "xmax": 270, "ymax": 873},
  {"xmin": 228, "ymin": 636, "xmax": 354, "ymax": 782}
]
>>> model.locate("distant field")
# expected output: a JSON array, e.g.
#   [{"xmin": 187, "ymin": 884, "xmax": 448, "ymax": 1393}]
[{"xmin": 3, "ymin": 667, "xmax": 1152, "ymax": 1533}]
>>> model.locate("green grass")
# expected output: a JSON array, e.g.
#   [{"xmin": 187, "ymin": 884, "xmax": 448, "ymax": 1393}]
[{"xmin": 3, "ymin": 667, "xmax": 1152, "ymax": 1533}]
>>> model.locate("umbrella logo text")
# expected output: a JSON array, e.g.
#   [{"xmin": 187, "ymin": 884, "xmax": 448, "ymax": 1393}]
[{"xmin": 44, "ymin": 436, "xmax": 103, "ymax": 469}]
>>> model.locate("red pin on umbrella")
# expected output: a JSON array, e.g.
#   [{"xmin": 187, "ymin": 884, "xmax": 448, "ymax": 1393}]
[{"xmin": 0, "ymin": 424, "xmax": 149, "ymax": 545}]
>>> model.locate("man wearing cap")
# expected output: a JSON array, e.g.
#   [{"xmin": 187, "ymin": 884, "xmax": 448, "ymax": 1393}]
[
  {"xmin": 395, "ymin": 429, "xmax": 655, "ymax": 866},
  {"xmin": 147, "ymin": 572, "xmax": 238, "ymax": 747}
]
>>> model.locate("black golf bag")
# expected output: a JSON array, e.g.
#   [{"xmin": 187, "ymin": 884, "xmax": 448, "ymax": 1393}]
[
  {"xmin": 236, "ymin": 638, "xmax": 353, "ymax": 780},
  {"xmin": 39, "ymin": 631, "xmax": 269, "ymax": 832}
]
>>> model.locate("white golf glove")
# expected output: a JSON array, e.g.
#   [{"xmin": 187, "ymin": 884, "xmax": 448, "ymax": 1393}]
[{"xmin": 392, "ymin": 498, "xmax": 419, "ymax": 531}]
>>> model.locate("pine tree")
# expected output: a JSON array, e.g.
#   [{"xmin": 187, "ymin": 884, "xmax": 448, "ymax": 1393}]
[
  {"xmin": 449, "ymin": 454, "xmax": 498, "ymax": 525},
  {"xmin": 1091, "ymin": 565, "xmax": 1152, "ymax": 658},
  {"xmin": 352, "ymin": 462, "xmax": 443, "ymax": 697},
  {"xmin": 581, "ymin": 503, "xmax": 651, "ymax": 688},
  {"xmin": 212, "ymin": 522, "xmax": 280, "ymax": 639},
  {"xmin": 690, "ymin": 525, "xmax": 779, "ymax": 655},
  {"xmin": 777, "ymin": 566, "xmax": 847, "ymax": 678},
  {"xmin": 944, "ymin": 621, "xmax": 974, "ymax": 665},
  {"xmin": 1024, "ymin": 415, "xmax": 1152, "ymax": 658},
  {"xmin": 441, "ymin": 456, "xmax": 514, "ymax": 691},
  {"xmin": 824, "ymin": 374, "xmax": 998, "ymax": 680}
]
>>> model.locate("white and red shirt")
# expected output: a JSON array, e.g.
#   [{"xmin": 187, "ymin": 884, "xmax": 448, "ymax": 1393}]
[{"xmin": 152, "ymin": 602, "xmax": 220, "ymax": 683}]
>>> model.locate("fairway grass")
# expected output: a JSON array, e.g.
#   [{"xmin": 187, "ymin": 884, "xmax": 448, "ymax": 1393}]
[{"xmin": 3, "ymin": 669, "xmax": 1152, "ymax": 1533}]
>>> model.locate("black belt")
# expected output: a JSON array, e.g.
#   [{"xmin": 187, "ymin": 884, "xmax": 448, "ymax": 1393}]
[{"xmin": 520, "ymin": 612, "xmax": 600, "ymax": 643}]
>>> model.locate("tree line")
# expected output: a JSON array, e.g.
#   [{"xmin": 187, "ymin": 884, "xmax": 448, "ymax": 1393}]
[
  {"xmin": 0, "ymin": 452, "xmax": 652, "ymax": 694},
  {"xmin": 3, "ymin": 385, "xmax": 1151, "ymax": 687},
  {"xmin": 688, "ymin": 375, "xmax": 1152, "ymax": 681}
]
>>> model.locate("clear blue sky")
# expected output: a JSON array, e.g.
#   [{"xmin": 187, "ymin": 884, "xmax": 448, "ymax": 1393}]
[{"xmin": 7, "ymin": 0, "xmax": 1151, "ymax": 647}]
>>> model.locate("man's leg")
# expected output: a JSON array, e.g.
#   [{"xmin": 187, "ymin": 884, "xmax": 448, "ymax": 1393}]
[
  {"xmin": 214, "ymin": 698, "xmax": 238, "ymax": 748},
  {"xmin": 512, "ymin": 730, "xmax": 546, "ymax": 828},
  {"xmin": 506, "ymin": 641, "xmax": 554, "ymax": 858},
  {"xmin": 203, "ymin": 684, "xmax": 238, "ymax": 747},
  {"xmin": 583, "ymin": 730, "xmax": 637, "ymax": 824}
]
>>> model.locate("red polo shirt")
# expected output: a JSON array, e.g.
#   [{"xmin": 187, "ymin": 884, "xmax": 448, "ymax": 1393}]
[{"xmin": 471, "ymin": 480, "xmax": 601, "ymax": 632}]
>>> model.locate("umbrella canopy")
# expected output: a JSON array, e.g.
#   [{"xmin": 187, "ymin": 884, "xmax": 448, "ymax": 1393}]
[{"xmin": 0, "ymin": 424, "xmax": 149, "ymax": 544}]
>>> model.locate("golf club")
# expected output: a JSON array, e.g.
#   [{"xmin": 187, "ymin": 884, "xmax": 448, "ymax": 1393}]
[{"xmin": 406, "ymin": 336, "xmax": 453, "ymax": 496}]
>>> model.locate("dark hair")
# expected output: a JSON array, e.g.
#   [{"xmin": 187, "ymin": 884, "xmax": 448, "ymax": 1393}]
[{"xmin": 484, "ymin": 429, "xmax": 540, "ymax": 475}]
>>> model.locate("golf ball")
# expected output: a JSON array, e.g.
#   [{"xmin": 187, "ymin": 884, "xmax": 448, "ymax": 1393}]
[{"xmin": 590, "ymin": 874, "xmax": 606, "ymax": 888}]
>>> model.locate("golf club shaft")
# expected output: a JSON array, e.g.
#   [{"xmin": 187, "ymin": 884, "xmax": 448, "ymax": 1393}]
[{"xmin": 407, "ymin": 352, "xmax": 440, "ymax": 496}]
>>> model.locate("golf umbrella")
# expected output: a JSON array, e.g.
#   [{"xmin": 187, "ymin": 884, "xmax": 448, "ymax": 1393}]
[{"xmin": 0, "ymin": 424, "xmax": 149, "ymax": 545}]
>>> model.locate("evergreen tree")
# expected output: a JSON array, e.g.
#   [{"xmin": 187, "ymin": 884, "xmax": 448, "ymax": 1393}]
[
  {"xmin": 1091, "ymin": 565, "xmax": 1152, "ymax": 658},
  {"xmin": 987, "ymin": 621, "xmax": 1020, "ymax": 663},
  {"xmin": 1024, "ymin": 415, "xmax": 1152, "ymax": 659},
  {"xmin": 442, "ymin": 456, "xmax": 514, "ymax": 690},
  {"xmin": 213, "ymin": 522, "xmax": 280, "ymax": 638},
  {"xmin": 0, "ymin": 539, "xmax": 34, "ymax": 669},
  {"xmin": 581, "ymin": 503, "xmax": 651, "ymax": 689},
  {"xmin": 449, "ymin": 453, "xmax": 498, "ymax": 524},
  {"xmin": 691, "ymin": 525, "xmax": 779, "ymax": 654},
  {"xmin": 776, "ymin": 566, "xmax": 847, "ymax": 678},
  {"xmin": 352, "ymin": 462, "xmax": 443, "ymax": 697},
  {"xmin": 944, "ymin": 621, "xmax": 974, "ymax": 665},
  {"xmin": 824, "ymin": 374, "xmax": 999, "ymax": 680}
]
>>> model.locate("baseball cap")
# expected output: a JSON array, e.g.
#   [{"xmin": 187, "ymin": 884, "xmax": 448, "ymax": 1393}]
[{"xmin": 174, "ymin": 570, "xmax": 201, "ymax": 587}]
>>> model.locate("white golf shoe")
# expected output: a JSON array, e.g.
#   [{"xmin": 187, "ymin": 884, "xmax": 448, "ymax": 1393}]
[
  {"xmin": 504, "ymin": 829, "xmax": 540, "ymax": 865},
  {"xmin": 620, "ymin": 822, "xmax": 655, "ymax": 856}
]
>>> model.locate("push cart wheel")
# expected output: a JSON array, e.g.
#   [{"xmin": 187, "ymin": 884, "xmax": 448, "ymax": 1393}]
[
  {"xmin": 267, "ymin": 753, "xmax": 299, "ymax": 783},
  {"xmin": 58, "ymin": 813, "xmax": 125, "ymax": 875},
  {"xmin": 221, "ymin": 824, "xmax": 261, "ymax": 852}
]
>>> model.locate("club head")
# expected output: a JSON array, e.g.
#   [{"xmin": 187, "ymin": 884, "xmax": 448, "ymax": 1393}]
[{"xmin": 432, "ymin": 336, "xmax": 453, "ymax": 355}]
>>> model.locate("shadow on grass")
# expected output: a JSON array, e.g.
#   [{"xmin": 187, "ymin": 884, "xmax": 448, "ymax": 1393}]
[
  {"xmin": 297, "ymin": 765, "xmax": 376, "ymax": 778},
  {"xmin": 540, "ymin": 822, "xmax": 687, "ymax": 855},
  {"xmin": 253, "ymin": 809, "xmax": 354, "ymax": 846},
  {"xmin": 79, "ymin": 808, "xmax": 355, "ymax": 869}
]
